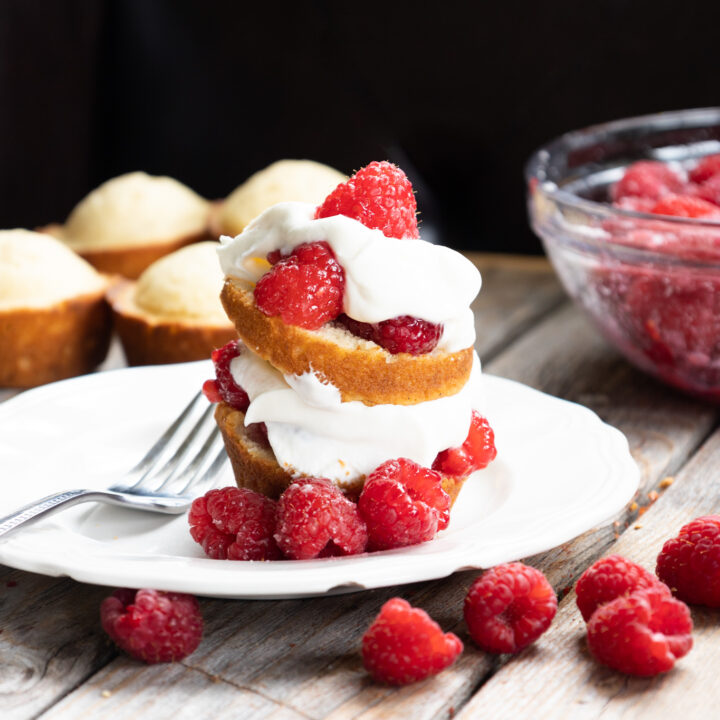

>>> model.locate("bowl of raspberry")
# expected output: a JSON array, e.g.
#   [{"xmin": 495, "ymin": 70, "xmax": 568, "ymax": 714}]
[{"xmin": 527, "ymin": 107, "xmax": 720, "ymax": 400}]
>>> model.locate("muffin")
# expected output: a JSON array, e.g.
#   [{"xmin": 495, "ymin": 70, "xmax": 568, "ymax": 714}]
[
  {"xmin": 0, "ymin": 229, "xmax": 112, "ymax": 387},
  {"xmin": 213, "ymin": 159, "xmax": 346, "ymax": 237},
  {"xmin": 47, "ymin": 172, "xmax": 210, "ymax": 279},
  {"xmin": 107, "ymin": 241, "xmax": 236, "ymax": 365}
]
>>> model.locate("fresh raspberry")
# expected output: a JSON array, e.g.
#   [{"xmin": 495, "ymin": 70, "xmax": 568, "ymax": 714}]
[
  {"xmin": 188, "ymin": 486, "xmax": 280, "ymax": 561},
  {"xmin": 463, "ymin": 562, "xmax": 557, "ymax": 654},
  {"xmin": 266, "ymin": 248, "xmax": 284, "ymax": 265},
  {"xmin": 254, "ymin": 241, "xmax": 345, "ymax": 330},
  {"xmin": 432, "ymin": 411, "xmax": 497, "ymax": 477},
  {"xmin": 693, "ymin": 174, "xmax": 720, "ymax": 206},
  {"xmin": 203, "ymin": 341, "xmax": 250, "ymax": 411},
  {"xmin": 586, "ymin": 587, "xmax": 693, "ymax": 676},
  {"xmin": 651, "ymin": 194, "xmax": 720, "ymax": 219},
  {"xmin": 358, "ymin": 458, "xmax": 450, "ymax": 551},
  {"xmin": 201, "ymin": 378, "xmax": 223, "ymax": 403},
  {"xmin": 656, "ymin": 515, "xmax": 720, "ymax": 606},
  {"xmin": 100, "ymin": 588, "xmax": 203, "ymax": 663},
  {"xmin": 362, "ymin": 598, "xmax": 463, "ymax": 685},
  {"xmin": 689, "ymin": 153, "xmax": 720, "ymax": 184},
  {"xmin": 575, "ymin": 554, "xmax": 668, "ymax": 622},
  {"xmin": 338, "ymin": 314, "xmax": 442, "ymax": 355},
  {"xmin": 245, "ymin": 420, "xmax": 270, "ymax": 447},
  {"xmin": 316, "ymin": 160, "xmax": 419, "ymax": 239},
  {"xmin": 274, "ymin": 477, "xmax": 367, "ymax": 559},
  {"xmin": 612, "ymin": 161, "xmax": 684, "ymax": 202}
]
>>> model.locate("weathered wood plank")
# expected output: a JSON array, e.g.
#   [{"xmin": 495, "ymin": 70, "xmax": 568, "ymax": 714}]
[
  {"xmin": 454, "ymin": 426, "xmax": 720, "ymax": 720},
  {"xmin": 468, "ymin": 253, "xmax": 565, "ymax": 359},
  {"xmin": 37, "ymin": 302, "xmax": 719, "ymax": 720},
  {"xmin": 0, "ymin": 568, "xmax": 116, "ymax": 720}
]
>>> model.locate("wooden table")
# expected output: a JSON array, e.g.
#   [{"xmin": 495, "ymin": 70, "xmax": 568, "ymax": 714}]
[{"xmin": 3, "ymin": 253, "xmax": 718, "ymax": 720}]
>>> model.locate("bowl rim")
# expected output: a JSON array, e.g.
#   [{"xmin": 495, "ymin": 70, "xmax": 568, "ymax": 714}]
[{"xmin": 525, "ymin": 106, "xmax": 720, "ymax": 229}]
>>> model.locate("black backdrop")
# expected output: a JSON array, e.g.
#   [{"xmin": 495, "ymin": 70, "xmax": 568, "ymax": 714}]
[{"xmin": 2, "ymin": 0, "xmax": 719, "ymax": 252}]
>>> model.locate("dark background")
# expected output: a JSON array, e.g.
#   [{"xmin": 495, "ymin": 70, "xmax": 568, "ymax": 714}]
[{"xmin": 1, "ymin": 0, "xmax": 719, "ymax": 252}]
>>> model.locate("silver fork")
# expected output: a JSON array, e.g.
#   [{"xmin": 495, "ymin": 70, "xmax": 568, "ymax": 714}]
[{"xmin": 0, "ymin": 392, "xmax": 226, "ymax": 539}]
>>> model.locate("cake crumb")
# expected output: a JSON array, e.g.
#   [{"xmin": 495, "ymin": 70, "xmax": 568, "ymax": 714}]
[
  {"xmin": 634, "ymin": 524, "xmax": 643, "ymax": 530},
  {"xmin": 101, "ymin": 690, "xmax": 112, "ymax": 699},
  {"xmin": 629, "ymin": 501, "xmax": 638, "ymax": 512},
  {"xmin": 659, "ymin": 476, "xmax": 675, "ymax": 489}
]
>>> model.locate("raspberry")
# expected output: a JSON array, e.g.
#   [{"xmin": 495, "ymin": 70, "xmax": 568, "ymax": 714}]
[
  {"xmin": 463, "ymin": 563, "xmax": 557, "ymax": 654},
  {"xmin": 338, "ymin": 314, "xmax": 442, "ymax": 355},
  {"xmin": 358, "ymin": 458, "xmax": 450, "ymax": 551},
  {"xmin": 693, "ymin": 174, "xmax": 720, "ymax": 206},
  {"xmin": 587, "ymin": 587, "xmax": 693, "ymax": 676},
  {"xmin": 612, "ymin": 161, "xmax": 684, "ymax": 201},
  {"xmin": 254, "ymin": 241, "xmax": 345, "ymax": 330},
  {"xmin": 432, "ymin": 411, "xmax": 497, "ymax": 477},
  {"xmin": 188, "ymin": 486, "xmax": 280, "ymax": 561},
  {"xmin": 316, "ymin": 160, "xmax": 419, "ymax": 239},
  {"xmin": 362, "ymin": 598, "xmax": 463, "ymax": 685},
  {"xmin": 689, "ymin": 153, "xmax": 720, "ymax": 184},
  {"xmin": 651, "ymin": 194, "xmax": 720, "ymax": 219},
  {"xmin": 656, "ymin": 515, "xmax": 720, "ymax": 606},
  {"xmin": 100, "ymin": 588, "xmax": 203, "ymax": 663},
  {"xmin": 245, "ymin": 420, "xmax": 270, "ymax": 448},
  {"xmin": 203, "ymin": 341, "xmax": 249, "ymax": 411},
  {"xmin": 274, "ymin": 477, "xmax": 367, "ymax": 559},
  {"xmin": 575, "ymin": 554, "xmax": 668, "ymax": 622}
]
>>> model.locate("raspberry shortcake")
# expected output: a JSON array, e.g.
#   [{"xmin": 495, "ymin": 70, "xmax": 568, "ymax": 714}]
[{"xmin": 203, "ymin": 162, "xmax": 495, "ymax": 536}]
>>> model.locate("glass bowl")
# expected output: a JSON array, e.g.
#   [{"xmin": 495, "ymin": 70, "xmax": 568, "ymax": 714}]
[{"xmin": 526, "ymin": 108, "xmax": 720, "ymax": 400}]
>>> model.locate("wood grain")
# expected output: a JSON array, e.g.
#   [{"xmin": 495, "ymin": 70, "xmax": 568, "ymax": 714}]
[
  {"xmin": 468, "ymin": 253, "xmax": 566, "ymax": 359},
  {"xmin": 0, "ymin": 568, "xmax": 115, "ymax": 720},
  {"xmin": 454, "ymin": 427, "xmax": 720, "ymax": 720}
]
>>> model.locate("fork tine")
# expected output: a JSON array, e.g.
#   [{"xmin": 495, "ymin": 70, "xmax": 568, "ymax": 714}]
[
  {"xmin": 127, "ymin": 392, "xmax": 204, "ymax": 477},
  {"xmin": 125, "ymin": 403, "xmax": 216, "ymax": 492},
  {"xmin": 175, "ymin": 444, "xmax": 228, "ymax": 497},
  {"xmin": 153, "ymin": 425, "xmax": 222, "ymax": 495}
]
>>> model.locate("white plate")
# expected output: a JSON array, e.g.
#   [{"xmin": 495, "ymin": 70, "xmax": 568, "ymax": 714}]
[{"xmin": 0, "ymin": 362, "xmax": 638, "ymax": 599}]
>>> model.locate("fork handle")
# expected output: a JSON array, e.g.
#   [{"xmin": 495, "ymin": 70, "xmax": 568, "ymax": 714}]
[{"xmin": 0, "ymin": 489, "xmax": 101, "ymax": 539}]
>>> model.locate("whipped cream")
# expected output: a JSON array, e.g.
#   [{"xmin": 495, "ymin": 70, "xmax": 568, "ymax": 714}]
[
  {"xmin": 230, "ymin": 349, "xmax": 484, "ymax": 486},
  {"xmin": 218, "ymin": 202, "xmax": 481, "ymax": 352}
]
